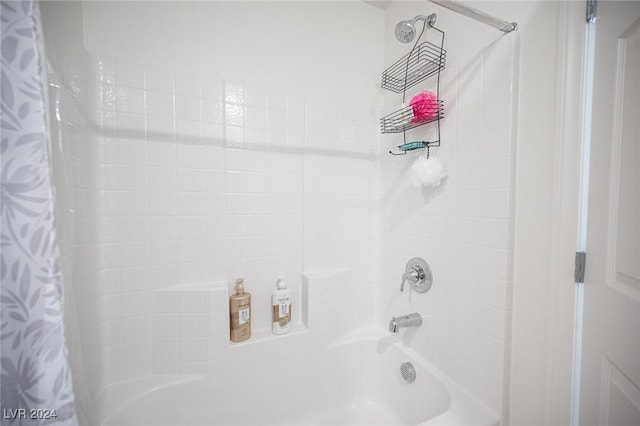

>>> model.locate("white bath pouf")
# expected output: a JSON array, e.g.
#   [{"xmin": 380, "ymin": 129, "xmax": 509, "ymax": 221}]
[{"xmin": 410, "ymin": 155, "xmax": 448, "ymax": 188}]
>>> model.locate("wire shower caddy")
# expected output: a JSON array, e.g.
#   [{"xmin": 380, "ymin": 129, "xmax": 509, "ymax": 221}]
[
  {"xmin": 380, "ymin": 20, "xmax": 446, "ymax": 156},
  {"xmin": 381, "ymin": 41, "xmax": 446, "ymax": 93}
]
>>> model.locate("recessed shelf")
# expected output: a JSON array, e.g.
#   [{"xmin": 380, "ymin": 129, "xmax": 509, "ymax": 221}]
[{"xmin": 229, "ymin": 323, "xmax": 309, "ymax": 348}]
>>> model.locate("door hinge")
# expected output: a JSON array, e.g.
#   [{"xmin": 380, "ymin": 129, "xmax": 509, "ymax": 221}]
[
  {"xmin": 575, "ymin": 251, "xmax": 586, "ymax": 283},
  {"xmin": 586, "ymin": 0, "xmax": 597, "ymax": 23}
]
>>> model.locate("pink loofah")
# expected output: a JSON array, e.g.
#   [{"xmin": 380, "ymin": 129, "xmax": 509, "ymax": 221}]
[{"xmin": 409, "ymin": 91, "xmax": 438, "ymax": 124}]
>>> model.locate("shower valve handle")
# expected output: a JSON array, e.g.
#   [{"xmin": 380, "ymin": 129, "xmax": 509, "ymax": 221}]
[
  {"xmin": 399, "ymin": 257, "xmax": 433, "ymax": 293},
  {"xmin": 400, "ymin": 268, "xmax": 422, "ymax": 292}
]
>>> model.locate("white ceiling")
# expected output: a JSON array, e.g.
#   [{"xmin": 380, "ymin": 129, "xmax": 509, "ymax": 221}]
[{"xmin": 361, "ymin": 1, "xmax": 392, "ymax": 11}]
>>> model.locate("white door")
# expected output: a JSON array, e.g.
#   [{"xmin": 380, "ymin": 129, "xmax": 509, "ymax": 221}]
[{"xmin": 580, "ymin": 1, "xmax": 640, "ymax": 425}]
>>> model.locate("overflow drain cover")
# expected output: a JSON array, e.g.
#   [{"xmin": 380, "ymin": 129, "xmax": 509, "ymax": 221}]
[{"xmin": 400, "ymin": 362, "xmax": 416, "ymax": 383}]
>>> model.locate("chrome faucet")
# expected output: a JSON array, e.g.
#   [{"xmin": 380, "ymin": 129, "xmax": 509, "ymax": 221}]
[{"xmin": 388, "ymin": 313, "xmax": 423, "ymax": 333}]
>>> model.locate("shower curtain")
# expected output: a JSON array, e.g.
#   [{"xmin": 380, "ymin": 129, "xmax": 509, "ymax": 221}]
[{"xmin": 1, "ymin": 1, "xmax": 77, "ymax": 424}]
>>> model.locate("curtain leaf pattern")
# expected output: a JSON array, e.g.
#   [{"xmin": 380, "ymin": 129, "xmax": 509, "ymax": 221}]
[{"xmin": 1, "ymin": 1, "xmax": 77, "ymax": 424}]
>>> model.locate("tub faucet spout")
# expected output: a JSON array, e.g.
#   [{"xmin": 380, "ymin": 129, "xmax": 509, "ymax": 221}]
[{"xmin": 388, "ymin": 313, "xmax": 423, "ymax": 333}]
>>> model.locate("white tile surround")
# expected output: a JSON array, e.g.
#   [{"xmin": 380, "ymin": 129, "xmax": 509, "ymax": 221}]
[
  {"xmin": 379, "ymin": 2, "xmax": 518, "ymax": 416},
  {"xmin": 82, "ymin": 58, "xmax": 381, "ymax": 385},
  {"xmin": 41, "ymin": 0, "xmax": 557, "ymax": 423}
]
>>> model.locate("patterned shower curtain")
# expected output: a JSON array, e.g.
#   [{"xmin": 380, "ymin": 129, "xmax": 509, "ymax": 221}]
[{"xmin": 1, "ymin": 1, "xmax": 77, "ymax": 424}]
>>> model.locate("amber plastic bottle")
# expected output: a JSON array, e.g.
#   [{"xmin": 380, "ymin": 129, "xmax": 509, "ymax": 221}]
[{"xmin": 229, "ymin": 278, "xmax": 251, "ymax": 342}]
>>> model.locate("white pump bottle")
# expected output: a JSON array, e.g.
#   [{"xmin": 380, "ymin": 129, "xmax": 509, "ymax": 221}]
[{"xmin": 271, "ymin": 276, "xmax": 291, "ymax": 335}]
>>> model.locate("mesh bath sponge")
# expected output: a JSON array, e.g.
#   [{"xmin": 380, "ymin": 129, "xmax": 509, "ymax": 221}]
[
  {"xmin": 409, "ymin": 91, "xmax": 438, "ymax": 124},
  {"xmin": 410, "ymin": 155, "xmax": 447, "ymax": 188}
]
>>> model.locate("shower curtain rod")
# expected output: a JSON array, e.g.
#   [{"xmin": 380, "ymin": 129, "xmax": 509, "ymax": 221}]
[{"xmin": 428, "ymin": 0, "xmax": 518, "ymax": 33}]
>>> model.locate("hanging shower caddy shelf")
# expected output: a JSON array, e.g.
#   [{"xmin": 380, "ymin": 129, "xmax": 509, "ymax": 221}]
[
  {"xmin": 380, "ymin": 100, "xmax": 444, "ymax": 134},
  {"xmin": 381, "ymin": 41, "xmax": 446, "ymax": 93},
  {"xmin": 381, "ymin": 17, "xmax": 445, "ymax": 156}
]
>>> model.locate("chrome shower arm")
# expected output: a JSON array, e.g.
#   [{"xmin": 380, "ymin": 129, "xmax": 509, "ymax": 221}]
[{"xmin": 412, "ymin": 13, "xmax": 437, "ymax": 28}]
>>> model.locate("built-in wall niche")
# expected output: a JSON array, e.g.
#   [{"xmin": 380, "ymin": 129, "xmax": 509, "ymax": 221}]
[{"xmin": 150, "ymin": 269, "xmax": 351, "ymax": 370}]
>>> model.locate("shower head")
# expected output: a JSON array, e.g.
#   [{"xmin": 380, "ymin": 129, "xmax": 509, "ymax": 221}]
[
  {"xmin": 394, "ymin": 14, "xmax": 437, "ymax": 43},
  {"xmin": 394, "ymin": 20, "xmax": 416, "ymax": 43}
]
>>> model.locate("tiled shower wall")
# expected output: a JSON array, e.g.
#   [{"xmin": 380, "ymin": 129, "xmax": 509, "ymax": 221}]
[
  {"xmin": 88, "ymin": 58, "xmax": 380, "ymax": 386},
  {"xmin": 44, "ymin": 0, "xmax": 528, "ymax": 419},
  {"xmin": 379, "ymin": 1, "xmax": 519, "ymax": 417},
  {"xmin": 43, "ymin": 0, "xmax": 386, "ymax": 402}
]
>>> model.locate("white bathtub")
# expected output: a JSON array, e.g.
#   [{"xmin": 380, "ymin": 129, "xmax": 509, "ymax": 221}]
[{"xmin": 101, "ymin": 327, "xmax": 499, "ymax": 426}]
